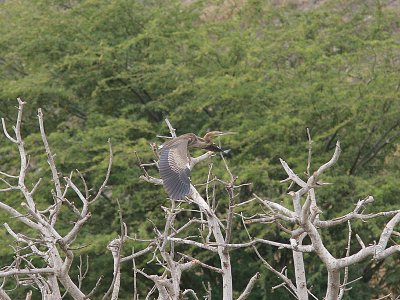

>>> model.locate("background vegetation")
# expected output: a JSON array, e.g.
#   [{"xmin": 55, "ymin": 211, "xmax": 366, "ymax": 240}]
[{"xmin": 0, "ymin": 0, "xmax": 399, "ymax": 298}]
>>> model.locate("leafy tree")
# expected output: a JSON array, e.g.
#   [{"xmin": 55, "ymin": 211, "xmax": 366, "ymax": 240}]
[{"xmin": 0, "ymin": 0, "xmax": 399, "ymax": 298}]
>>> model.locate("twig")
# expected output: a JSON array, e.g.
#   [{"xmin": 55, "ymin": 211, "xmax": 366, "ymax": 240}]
[
  {"xmin": 1, "ymin": 117, "xmax": 17, "ymax": 143},
  {"xmin": 135, "ymin": 151, "xmax": 150, "ymax": 178},
  {"xmin": 90, "ymin": 139, "xmax": 113, "ymax": 204},
  {"xmin": 165, "ymin": 118, "xmax": 177, "ymax": 138},
  {"xmin": 132, "ymin": 249, "xmax": 138, "ymax": 300},
  {"xmin": 84, "ymin": 275, "xmax": 103, "ymax": 299},
  {"xmin": 338, "ymin": 221, "xmax": 352, "ymax": 299},
  {"xmin": 177, "ymin": 253, "xmax": 223, "ymax": 274},
  {"xmin": 306, "ymin": 128, "xmax": 312, "ymax": 177}
]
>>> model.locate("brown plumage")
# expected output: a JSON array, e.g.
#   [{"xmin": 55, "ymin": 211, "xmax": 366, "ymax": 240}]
[{"xmin": 158, "ymin": 131, "xmax": 228, "ymax": 200}]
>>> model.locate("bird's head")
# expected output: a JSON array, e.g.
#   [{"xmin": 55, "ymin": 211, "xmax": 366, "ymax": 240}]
[
  {"xmin": 203, "ymin": 131, "xmax": 236, "ymax": 143},
  {"xmin": 200, "ymin": 131, "xmax": 236, "ymax": 152}
]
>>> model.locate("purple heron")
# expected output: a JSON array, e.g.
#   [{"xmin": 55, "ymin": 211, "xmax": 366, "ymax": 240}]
[{"xmin": 158, "ymin": 131, "xmax": 231, "ymax": 200}]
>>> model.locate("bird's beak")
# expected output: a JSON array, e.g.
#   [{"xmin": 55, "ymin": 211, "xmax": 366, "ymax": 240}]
[{"xmin": 217, "ymin": 131, "xmax": 236, "ymax": 137}]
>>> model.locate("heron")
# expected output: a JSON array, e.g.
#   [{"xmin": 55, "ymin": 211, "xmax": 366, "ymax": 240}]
[{"xmin": 158, "ymin": 131, "xmax": 232, "ymax": 200}]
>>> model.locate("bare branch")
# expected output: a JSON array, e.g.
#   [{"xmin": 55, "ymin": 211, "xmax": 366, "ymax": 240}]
[
  {"xmin": 182, "ymin": 289, "xmax": 199, "ymax": 300},
  {"xmin": 0, "ymin": 171, "xmax": 19, "ymax": 179},
  {"xmin": 279, "ymin": 158, "xmax": 307, "ymax": 188},
  {"xmin": 377, "ymin": 212, "xmax": 400, "ymax": 255},
  {"xmin": 0, "ymin": 288, "xmax": 12, "ymax": 300},
  {"xmin": 1, "ymin": 117, "xmax": 17, "ymax": 143},
  {"xmin": 121, "ymin": 244, "xmax": 154, "ymax": 263},
  {"xmin": 140, "ymin": 175, "xmax": 163, "ymax": 185},
  {"xmin": 338, "ymin": 221, "xmax": 352, "ymax": 300},
  {"xmin": 190, "ymin": 151, "xmax": 214, "ymax": 169},
  {"xmin": 356, "ymin": 234, "xmax": 366, "ymax": 249},
  {"xmin": 177, "ymin": 252, "xmax": 223, "ymax": 274},
  {"xmin": 306, "ymin": 128, "xmax": 312, "ymax": 177},
  {"xmin": 314, "ymin": 141, "xmax": 341, "ymax": 177},
  {"xmin": 167, "ymin": 237, "xmax": 218, "ymax": 252},
  {"xmin": 104, "ymin": 238, "xmax": 123, "ymax": 300},
  {"xmin": 253, "ymin": 194, "xmax": 296, "ymax": 218},
  {"xmin": 30, "ymin": 177, "xmax": 42, "ymax": 195},
  {"xmin": 292, "ymin": 233, "xmax": 309, "ymax": 300},
  {"xmin": 25, "ymin": 290, "xmax": 32, "ymax": 300},
  {"xmin": 62, "ymin": 213, "xmax": 92, "ymax": 246},
  {"xmin": 165, "ymin": 118, "xmax": 177, "ymax": 138},
  {"xmin": 237, "ymin": 272, "xmax": 261, "ymax": 300},
  {"xmin": 0, "ymin": 202, "xmax": 41, "ymax": 230},
  {"xmin": 85, "ymin": 275, "xmax": 103, "ymax": 299},
  {"xmin": 0, "ymin": 268, "xmax": 55, "ymax": 278},
  {"xmin": 38, "ymin": 108, "xmax": 63, "ymax": 225},
  {"xmin": 103, "ymin": 200, "xmax": 125, "ymax": 300}
]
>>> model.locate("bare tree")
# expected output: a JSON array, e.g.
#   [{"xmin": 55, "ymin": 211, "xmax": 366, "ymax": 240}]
[
  {"xmin": 0, "ymin": 99, "xmax": 115, "ymax": 299},
  {"xmin": 244, "ymin": 129, "xmax": 400, "ymax": 300}
]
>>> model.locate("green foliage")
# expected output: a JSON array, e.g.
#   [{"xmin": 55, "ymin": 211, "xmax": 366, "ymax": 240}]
[{"xmin": 0, "ymin": 0, "xmax": 399, "ymax": 299}]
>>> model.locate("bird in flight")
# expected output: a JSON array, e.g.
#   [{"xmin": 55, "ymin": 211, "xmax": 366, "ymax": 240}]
[{"xmin": 158, "ymin": 131, "xmax": 232, "ymax": 200}]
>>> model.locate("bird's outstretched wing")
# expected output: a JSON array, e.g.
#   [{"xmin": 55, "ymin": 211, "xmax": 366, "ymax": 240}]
[{"xmin": 159, "ymin": 138, "xmax": 191, "ymax": 200}]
